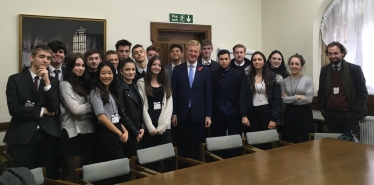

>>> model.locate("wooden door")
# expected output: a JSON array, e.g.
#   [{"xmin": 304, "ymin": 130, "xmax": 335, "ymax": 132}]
[{"xmin": 150, "ymin": 22, "xmax": 211, "ymax": 65}]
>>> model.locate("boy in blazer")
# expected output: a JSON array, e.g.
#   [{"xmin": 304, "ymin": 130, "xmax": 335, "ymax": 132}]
[
  {"xmin": 5, "ymin": 45, "xmax": 61, "ymax": 179},
  {"xmin": 171, "ymin": 40, "xmax": 212, "ymax": 161}
]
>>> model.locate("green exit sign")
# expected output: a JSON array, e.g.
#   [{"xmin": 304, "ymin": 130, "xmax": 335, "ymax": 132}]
[{"xmin": 169, "ymin": 13, "xmax": 193, "ymax": 23}]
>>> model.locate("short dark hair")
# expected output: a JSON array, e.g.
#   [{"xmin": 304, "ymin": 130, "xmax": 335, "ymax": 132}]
[
  {"xmin": 288, "ymin": 53, "xmax": 306, "ymax": 66},
  {"xmin": 325, "ymin": 41, "xmax": 347, "ymax": 58},
  {"xmin": 115, "ymin": 39, "xmax": 132, "ymax": 51},
  {"xmin": 146, "ymin": 45, "xmax": 158, "ymax": 53},
  {"xmin": 84, "ymin": 49, "xmax": 102, "ymax": 60},
  {"xmin": 105, "ymin": 50, "xmax": 118, "ymax": 60},
  {"xmin": 201, "ymin": 40, "xmax": 213, "ymax": 48},
  {"xmin": 119, "ymin": 58, "xmax": 136, "ymax": 71},
  {"xmin": 131, "ymin": 44, "xmax": 144, "ymax": 53},
  {"xmin": 30, "ymin": 45, "xmax": 53, "ymax": 57},
  {"xmin": 217, "ymin": 49, "xmax": 230, "ymax": 58},
  {"xmin": 47, "ymin": 40, "xmax": 67, "ymax": 55},
  {"xmin": 169, "ymin": 44, "xmax": 183, "ymax": 52}
]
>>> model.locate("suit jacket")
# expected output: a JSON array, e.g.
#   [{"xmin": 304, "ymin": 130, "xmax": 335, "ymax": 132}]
[
  {"xmin": 165, "ymin": 63, "xmax": 173, "ymax": 84},
  {"xmin": 118, "ymin": 79, "xmax": 145, "ymax": 137},
  {"xmin": 199, "ymin": 59, "xmax": 219, "ymax": 72},
  {"xmin": 318, "ymin": 62, "xmax": 368, "ymax": 116},
  {"xmin": 211, "ymin": 68, "xmax": 246, "ymax": 116},
  {"xmin": 5, "ymin": 70, "xmax": 61, "ymax": 145},
  {"xmin": 133, "ymin": 69, "xmax": 145, "ymax": 84},
  {"xmin": 171, "ymin": 62, "xmax": 212, "ymax": 122}
]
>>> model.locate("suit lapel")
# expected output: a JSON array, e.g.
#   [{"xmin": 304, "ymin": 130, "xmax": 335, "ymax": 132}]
[
  {"xmin": 25, "ymin": 71, "xmax": 38, "ymax": 96},
  {"xmin": 124, "ymin": 83, "xmax": 141, "ymax": 107},
  {"xmin": 181, "ymin": 63, "xmax": 190, "ymax": 89}
]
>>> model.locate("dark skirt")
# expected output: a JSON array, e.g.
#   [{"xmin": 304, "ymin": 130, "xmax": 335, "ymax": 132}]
[{"xmin": 60, "ymin": 129, "xmax": 94, "ymax": 156}]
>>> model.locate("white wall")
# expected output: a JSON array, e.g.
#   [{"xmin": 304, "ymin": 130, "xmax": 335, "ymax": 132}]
[
  {"xmin": 0, "ymin": 0, "xmax": 262, "ymax": 121},
  {"xmin": 262, "ymin": 0, "xmax": 333, "ymax": 89}
]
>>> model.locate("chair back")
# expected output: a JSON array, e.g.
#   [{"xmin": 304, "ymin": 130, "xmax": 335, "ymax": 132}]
[
  {"xmin": 314, "ymin": 133, "xmax": 343, "ymax": 140},
  {"xmin": 30, "ymin": 167, "xmax": 44, "ymax": 185},
  {"xmin": 82, "ymin": 158, "xmax": 130, "ymax": 182},
  {"xmin": 137, "ymin": 143, "xmax": 175, "ymax": 165},
  {"xmin": 246, "ymin": 130, "xmax": 279, "ymax": 145},
  {"xmin": 206, "ymin": 134, "xmax": 243, "ymax": 151}
]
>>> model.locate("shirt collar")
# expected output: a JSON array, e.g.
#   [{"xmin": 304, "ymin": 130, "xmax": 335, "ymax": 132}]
[
  {"xmin": 29, "ymin": 69, "xmax": 38, "ymax": 79},
  {"xmin": 172, "ymin": 61, "xmax": 181, "ymax": 69},
  {"xmin": 202, "ymin": 59, "xmax": 212, "ymax": 65},
  {"xmin": 49, "ymin": 65, "xmax": 61, "ymax": 73},
  {"xmin": 136, "ymin": 66, "xmax": 147, "ymax": 73},
  {"xmin": 333, "ymin": 62, "xmax": 341, "ymax": 68},
  {"xmin": 187, "ymin": 61, "xmax": 197, "ymax": 68},
  {"xmin": 234, "ymin": 60, "xmax": 245, "ymax": 66}
]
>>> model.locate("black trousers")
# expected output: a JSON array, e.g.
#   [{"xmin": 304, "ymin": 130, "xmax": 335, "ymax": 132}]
[
  {"xmin": 211, "ymin": 109, "xmax": 242, "ymax": 158},
  {"xmin": 322, "ymin": 107, "xmax": 360, "ymax": 138},
  {"xmin": 284, "ymin": 104, "xmax": 314, "ymax": 143},
  {"xmin": 7, "ymin": 129, "xmax": 60, "ymax": 179},
  {"xmin": 247, "ymin": 105, "xmax": 272, "ymax": 150},
  {"xmin": 176, "ymin": 109, "xmax": 205, "ymax": 161}
]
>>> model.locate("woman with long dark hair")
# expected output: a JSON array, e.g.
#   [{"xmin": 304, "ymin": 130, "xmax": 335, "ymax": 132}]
[
  {"xmin": 266, "ymin": 50, "xmax": 289, "ymax": 138},
  {"xmin": 242, "ymin": 51, "xmax": 282, "ymax": 149},
  {"xmin": 137, "ymin": 56, "xmax": 173, "ymax": 171},
  {"xmin": 59, "ymin": 53, "xmax": 93, "ymax": 181},
  {"xmin": 89, "ymin": 61, "xmax": 129, "ymax": 161},
  {"xmin": 118, "ymin": 58, "xmax": 145, "ymax": 158},
  {"xmin": 282, "ymin": 54, "xmax": 314, "ymax": 143}
]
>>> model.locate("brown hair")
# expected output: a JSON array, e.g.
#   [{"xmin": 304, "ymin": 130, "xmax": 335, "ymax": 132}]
[
  {"xmin": 144, "ymin": 56, "xmax": 172, "ymax": 99},
  {"xmin": 232, "ymin": 44, "xmax": 246, "ymax": 52}
]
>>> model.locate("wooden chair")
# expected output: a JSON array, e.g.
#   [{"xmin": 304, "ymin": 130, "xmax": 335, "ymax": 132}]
[
  {"xmin": 309, "ymin": 133, "xmax": 344, "ymax": 140},
  {"xmin": 244, "ymin": 130, "xmax": 294, "ymax": 153},
  {"xmin": 30, "ymin": 167, "xmax": 79, "ymax": 185},
  {"xmin": 130, "ymin": 143, "xmax": 204, "ymax": 180},
  {"xmin": 201, "ymin": 134, "xmax": 248, "ymax": 162},
  {"xmin": 74, "ymin": 158, "xmax": 132, "ymax": 185}
]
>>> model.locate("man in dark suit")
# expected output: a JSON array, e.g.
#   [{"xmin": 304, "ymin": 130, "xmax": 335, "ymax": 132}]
[
  {"xmin": 165, "ymin": 44, "xmax": 183, "ymax": 84},
  {"xmin": 199, "ymin": 40, "xmax": 219, "ymax": 71},
  {"xmin": 47, "ymin": 40, "xmax": 66, "ymax": 81},
  {"xmin": 211, "ymin": 49, "xmax": 246, "ymax": 157},
  {"xmin": 132, "ymin": 44, "xmax": 147, "ymax": 83},
  {"xmin": 5, "ymin": 45, "xmax": 61, "ymax": 179},
  {"xmin": 171, "ymin": 40, "xmax": 212, "ymax": 161},
  {"xmin": 318, "ymin": 41, "xmax": 368, "ymax": 137}
]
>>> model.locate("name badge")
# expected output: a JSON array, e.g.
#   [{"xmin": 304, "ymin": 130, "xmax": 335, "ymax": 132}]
[
  {"xmin": 111, "ymin": 114, "xmax": 119, "ymax": 123},
  {"xmin": 333, "ymin": 87, "xmax": 339, "ymax": 94},
  {"xmin": 25, "ymin": 100, "xmax": 35, "ymax": 107},
  {"xmin": 154, "ymin": 102, "xmax": 161, "ymax": 110}
]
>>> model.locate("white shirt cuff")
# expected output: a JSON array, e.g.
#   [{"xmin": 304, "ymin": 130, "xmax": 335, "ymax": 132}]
[
  {"xmin": 40, "ymin": 107, "xmax": 44, "ymax": 118},
  {"xmin": 43, "ymin": 85, "xmax": 51, "ymax": 91}
]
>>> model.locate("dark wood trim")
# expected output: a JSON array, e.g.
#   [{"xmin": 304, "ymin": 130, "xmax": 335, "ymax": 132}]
[{"xmin": 150, "ymin": 22, "xmax": 211, "ymax": 45}]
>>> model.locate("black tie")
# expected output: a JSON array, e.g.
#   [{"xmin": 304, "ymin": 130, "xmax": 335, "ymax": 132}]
[
  {"xmin": 334, "ymin": 66, "xmax": 339, "ymax": 71},
  {"xmin": 34, "ymin": 76, "xmax": 39, "ymax": 91},
  {"xmin": 54, "ymin": 70, "xmax": 60, "ymax": 80},
  {"xmin": 142, "ymin": 71, "xmax": 146, "ymax": 76}
]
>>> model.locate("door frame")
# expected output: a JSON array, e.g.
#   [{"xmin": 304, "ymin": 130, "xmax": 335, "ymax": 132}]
[{"xmin": 150, "ymin": 22, "xmax": 212, "ymax": 45}]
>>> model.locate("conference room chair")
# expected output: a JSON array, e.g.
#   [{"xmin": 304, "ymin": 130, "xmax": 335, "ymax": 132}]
[
  {"xmin": 309, "ymin": 133, "xmax": 344, "ymax": 140},
  {"xmin": 30, "ymin": 167, "xmax": 79, "ymax": 185},
  {"xmin": 244, "ymin": 129, "xmax": 293, "ymax": 153},
  {"xmin": 201, "ymin": 134, "xmax": 249, "ymax": 162},
  {"xmin": 74, "ymin": 158, "xmax": 133, "ymax": 185},
  {"xmin": 130, "ymin": 143, "xmax": 204, "ymax": 180}
]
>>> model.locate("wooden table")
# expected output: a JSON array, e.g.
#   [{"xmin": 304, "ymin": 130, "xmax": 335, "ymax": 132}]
[{"xmin": 117, "ymin": 138, "xmax": 374, "ymax": 185}]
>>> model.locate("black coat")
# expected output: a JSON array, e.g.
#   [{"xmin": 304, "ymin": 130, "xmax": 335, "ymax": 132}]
[
  {"xmin": 211, "ymin": 68, "xmax": 246, "ymax": 116},
  {"xmin": 118, "ymin": 80, "xmax": 145, "ymax": 137},
  {"xmin": 240, "ymin": 71, "xmax": 282, "ymax": 122}
]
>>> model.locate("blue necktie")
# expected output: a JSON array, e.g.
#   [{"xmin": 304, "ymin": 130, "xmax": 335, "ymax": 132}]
[
  {"xmin": 188, "ymin": 64, "xmax": 194, "ymax": 107},
  {"xmin": 188, "ymin": 64, "xmax": 194, "ymax": 88}
]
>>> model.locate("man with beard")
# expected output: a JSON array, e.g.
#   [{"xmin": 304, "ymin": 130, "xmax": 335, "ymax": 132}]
[
  {"xmin": 318, "ymin": 41, "xmax": 368, "ymax": 137},
  {"xmin": 47, "ymin": 40, "xmax": 67, "ymax": 81},
  {"xmin": 165, "ymin": 44, "xmax": 184, "ymax": 83}
]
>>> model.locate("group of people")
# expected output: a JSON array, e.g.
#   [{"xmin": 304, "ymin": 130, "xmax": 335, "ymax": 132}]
[{"xmin": 4, "ymin": 38, "xmax": 368, "ymax": 182}]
